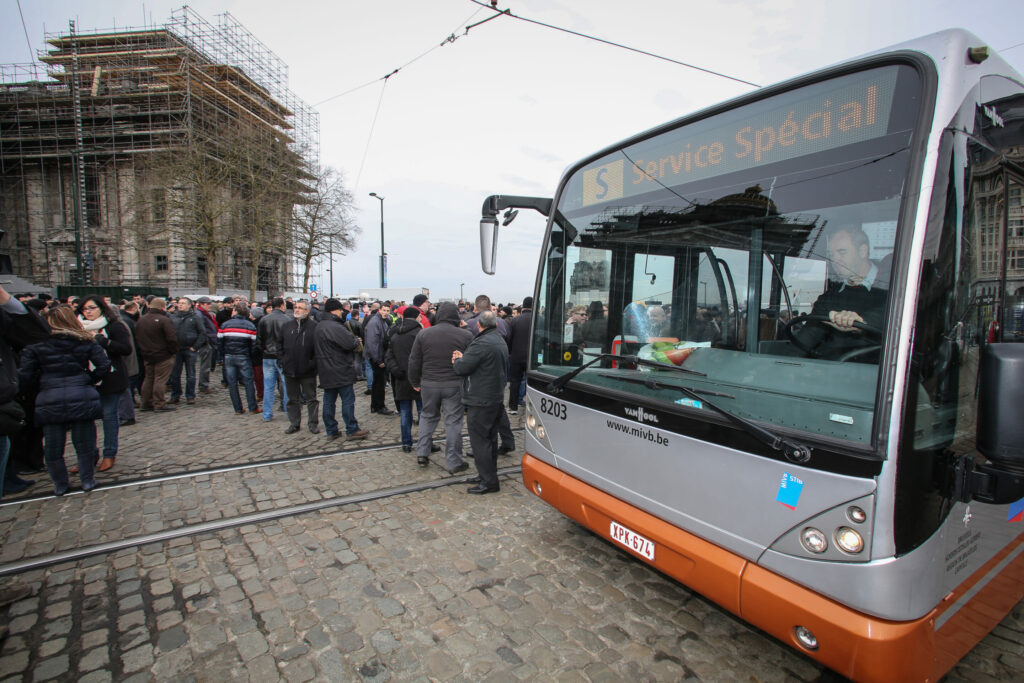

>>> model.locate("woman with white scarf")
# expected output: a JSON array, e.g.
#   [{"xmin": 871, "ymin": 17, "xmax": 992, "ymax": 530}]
[{"xmin": 76, "ymin": 296, "xmax": 133, "ymax": 472}]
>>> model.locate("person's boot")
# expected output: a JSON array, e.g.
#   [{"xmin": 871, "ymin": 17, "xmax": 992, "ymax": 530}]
[
  {"xmin": 45, "ymin": 460, "xmax": 70, "ymax": 496},
  {"xmin": 307, "ymin": 400, "xmax": 320, "ymax": 433},
  {"xmin": 77, "ymin": 451, "xmax": 98, "ymax": 491}
]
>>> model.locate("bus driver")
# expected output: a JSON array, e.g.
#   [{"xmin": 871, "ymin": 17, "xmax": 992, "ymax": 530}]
[{"xmin": 800, "ymin": 226, "xmax": 888, "ymax": 360}]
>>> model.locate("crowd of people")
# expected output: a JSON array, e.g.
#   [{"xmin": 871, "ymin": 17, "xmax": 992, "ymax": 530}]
[{"xmin": 0, "ymin": 286, "xmax": 534, "ymax": 499}]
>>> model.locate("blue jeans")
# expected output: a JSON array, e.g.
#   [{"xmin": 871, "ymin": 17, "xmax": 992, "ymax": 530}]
[
  {"xmin": 397, "ymin": 399, "xmax": 415, "ymax": 447},
  {"xmin": 170, "ymin": 348, "xmax": 197, "ymax": 400},
  {"xmin": 323, "ymin": 385, "xmax": 359, "ymax": 436},
  {"xmin": 262, "ymin": 359, "xmax": 289, "ymax": 420},
  {"xmin": 99, "ymin": 392, "xmax": 120, "ymax": 458},
  {"xmin": 43, "ymin": 421, "xmax": 98, "ymax": 492},
  {"xmin": 224, "ymin": 354, "xmax": 257, "ymax": 412},
  {"xmin": 118, "ymin": 386, "xmax": 136, "ymax": 421},
  {"xmin": 363, "ymin": 356, "xmax": 373, "ymax": 392}
]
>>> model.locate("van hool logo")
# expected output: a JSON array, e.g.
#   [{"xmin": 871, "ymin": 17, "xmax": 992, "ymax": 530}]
[{"xmin": 624, "ymin": 405, "xmax": 659, "ymax": 424}]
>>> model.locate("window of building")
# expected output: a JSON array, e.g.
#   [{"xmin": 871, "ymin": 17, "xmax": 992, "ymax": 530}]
[{"xmin": 155, "ymin": 254, "xmax": 168, "ymax": 272}]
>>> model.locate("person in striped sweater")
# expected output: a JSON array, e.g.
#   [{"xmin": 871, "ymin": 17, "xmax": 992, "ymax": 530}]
[{"xmin": 218, "ymin": 302, "xmax": 258, "ymax": 415}]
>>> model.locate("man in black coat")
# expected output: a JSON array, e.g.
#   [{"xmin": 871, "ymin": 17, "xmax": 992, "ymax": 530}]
[
  {"xmin": 386, "ymin": 307, "xmax": 422, "ymax": 453},
  {"xmin": 279, "ymin": 300, "xmax": 319, "ymax": 434},
  {"xmin": 257, "ymin": 297, "xmax": 291, "ymax": 421},
  {"xmin": 315, "ymin": 299, "xmax": 368, "ymax": 441},
  {"xmin": 506, "ymin": 296, "xmax": 533, "ymax": 414},
  {"xmin": 168, "ymin": 297, "xmax": 206, "ymax": 405},
  {"xmin": 464, "ymin": 294, "xmax": 515, "ymax": 454},
  {"xmin": 363, "ymin": 302, "xmax": 395, "ymax": 415},
  {"xmin": 452, "ymin": 311, "xmax": 508, "ymax": 494}
]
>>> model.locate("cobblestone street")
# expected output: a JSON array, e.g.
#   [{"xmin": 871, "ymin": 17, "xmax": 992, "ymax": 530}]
[{"xmin": 0, "ymin": 384, "xmax": 1020, "ymax": 681}]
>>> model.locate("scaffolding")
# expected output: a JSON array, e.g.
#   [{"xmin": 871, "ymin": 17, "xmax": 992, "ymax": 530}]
[{"xmin": 0, "ymin": 6, "xmax": 319, "ymax": 295}]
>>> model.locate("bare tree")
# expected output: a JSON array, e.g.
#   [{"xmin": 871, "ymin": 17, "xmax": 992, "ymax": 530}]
[
  {"xmin": 293, "ymin": 166, "xmax": 359, "ymax": 291},
  {"xmin": 140, "ymin": 122, "xmax": 302, "ymax": 296},
  {"xmin": 232, "ymin": 123, "xmax": 299, "ymax": 300}
]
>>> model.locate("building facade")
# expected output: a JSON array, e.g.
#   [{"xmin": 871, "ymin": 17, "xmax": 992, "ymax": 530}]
[{"xmin": 0, "ymin": 8, "xmax": 318, "ymax": 296}]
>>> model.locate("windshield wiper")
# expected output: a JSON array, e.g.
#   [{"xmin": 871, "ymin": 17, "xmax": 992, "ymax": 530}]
[
  {"xmin": 598, "ymin": 372, "xmax": 812, "ymax": 465},
  {"xmin": 597, "ymin": 373, "xmax": 733, "ymax": 398},
  {"xmin": 546, "ymin": 352, "xmax": 706, "ymax": 393}
]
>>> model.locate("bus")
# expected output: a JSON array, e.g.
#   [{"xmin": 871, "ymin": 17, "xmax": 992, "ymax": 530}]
[{"xmin": 477, "ymin": 29, "xmax": 1024, "ymax": 681}]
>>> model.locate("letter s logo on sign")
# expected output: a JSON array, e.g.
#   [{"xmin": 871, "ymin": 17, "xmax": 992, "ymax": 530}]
[{"xmin": 583, "ymin": 160, "xmax": 624, "ymax": 206}]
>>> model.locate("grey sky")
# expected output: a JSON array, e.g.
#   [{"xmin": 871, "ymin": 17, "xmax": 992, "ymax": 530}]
[{"xmin": 2, "ymin": 0, "xmax": 1023, "ymax": 303}]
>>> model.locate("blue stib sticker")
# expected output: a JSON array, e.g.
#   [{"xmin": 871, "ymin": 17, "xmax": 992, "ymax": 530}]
[
  {"xmin": 1009, "ymin": 497, "xmax": 1024, "ymax": 523},
  {"xmin": 776, "ymin": 472, "xmax": 804, "ymax": 510}
]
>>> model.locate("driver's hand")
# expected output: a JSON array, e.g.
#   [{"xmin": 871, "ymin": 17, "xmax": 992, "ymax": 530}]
[{"xmin": 827, "ymin": 310, "xmax": 864, "ymax": 332}]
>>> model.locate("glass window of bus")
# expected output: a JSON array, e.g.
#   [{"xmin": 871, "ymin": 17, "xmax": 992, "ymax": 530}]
[
  {"xmin": 896, "ymin": 74, "xmax": 1024, "ymax": 553},
  {"xmin": 533, "ymin": 64, "xmax": 922, "ymax": 448}
]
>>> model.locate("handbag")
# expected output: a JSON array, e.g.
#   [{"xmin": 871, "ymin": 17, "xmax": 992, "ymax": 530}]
[{"xmin": 0, "ymin": 399, "xmax": 26, "ymax": 435}]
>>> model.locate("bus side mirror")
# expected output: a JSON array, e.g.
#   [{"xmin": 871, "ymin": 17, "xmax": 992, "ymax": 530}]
[
  {"xmin": 480, "ymin": 215, "xmax": 499, "ymax": 275},
  {"xmin": 958, "ymin": 344, "xmax": 1024, "ymax": 504},
  {"xmin": 978, "ymin": 344, "xmax": 1024, "ymax": 467}
]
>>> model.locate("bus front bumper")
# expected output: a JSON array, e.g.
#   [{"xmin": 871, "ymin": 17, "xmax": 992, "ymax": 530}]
[{"xmin": 522, "ymin": 453, "xmax": 962, "ymax": 682}]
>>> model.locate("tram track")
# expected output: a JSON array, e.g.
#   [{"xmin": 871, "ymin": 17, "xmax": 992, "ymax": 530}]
[
  {"xmin": 0, "ymin": 428, "xmax": 525, "ymax": 507},
  {"xmin": 0, "ymin": 464, "xmax": 523, "ymax": 578}
]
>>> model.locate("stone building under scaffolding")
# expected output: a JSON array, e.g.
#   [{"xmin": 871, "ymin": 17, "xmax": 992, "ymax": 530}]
[{"xmin": 0, "ymin": 8, "xmax": 318, "ymax": 296}]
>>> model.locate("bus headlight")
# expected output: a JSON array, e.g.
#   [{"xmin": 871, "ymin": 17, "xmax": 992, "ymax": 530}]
[
  {"xmin": 834, "ymin": 527, "xmax": 864, "ymax": 554},
  {"xmin": 537, "ymin": 425, "xmax": 546, "ymax": 440},
  {"xmin": 794, "ymin": 626, "xmax": 819, "ymax": 650},
  {"xmin": 527, "ymin": 413, "xmax": 537, "ymax": 430},
  {"xmin": 847, "ymin": 506, "xmax": 867, "ymax": 524},
  {"xmin": 800, "ymin": 527, "xmax": 828, "ymax": 554}
]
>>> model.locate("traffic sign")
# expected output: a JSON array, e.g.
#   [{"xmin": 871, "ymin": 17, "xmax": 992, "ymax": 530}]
[
  {"xmin": 310, "ymin": 291, "xmax": 318, "ymax": 299},
  {"xmin": 310, "ymin": 284, "xmax": 317, "ymax": 292}
]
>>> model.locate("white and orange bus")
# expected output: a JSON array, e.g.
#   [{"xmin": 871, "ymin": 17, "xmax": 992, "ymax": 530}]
[{"xmin": 479, "ymin": 29, "xmax": 1024, "ymax": 681}]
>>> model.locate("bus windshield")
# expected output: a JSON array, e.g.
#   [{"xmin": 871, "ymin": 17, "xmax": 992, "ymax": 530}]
[{"xmin": 532, "ymin": 64, "xmax": 923, "ymax": 448}]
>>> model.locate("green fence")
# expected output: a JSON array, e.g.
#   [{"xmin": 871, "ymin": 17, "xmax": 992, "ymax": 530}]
[{"xmin": 55, "ymin": 285, "xmax": 169, "ymax": 302}]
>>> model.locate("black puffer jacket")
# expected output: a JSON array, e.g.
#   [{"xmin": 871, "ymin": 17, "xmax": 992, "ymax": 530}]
[
  {"xmin": 279, "ymin": 316, "xmax": 318, "ymax": 378},
  {"xmin": 452, "ymin": 326, "xmax": 508, "ymax": 406},
  {"xmin": 19, "ymin": 333, "xmax": 111, "ymax": 425},
  {"xmin": 314, "ymin": 315, "xmax": 360, "ymax": 388},
  {"xmin": 169, "ymin": 308, "xmax": 207, "ymax": 349},
  {"xmin": 385, "ymin": 318, "xmax": 421, "ymax": 402},
  {"xmin": 407, "ymin": 302, "xmax": 473, "ymax": 389},
  {"xmin": 91, "ymin": 317, "xmax": 132, "ymax": 395}
]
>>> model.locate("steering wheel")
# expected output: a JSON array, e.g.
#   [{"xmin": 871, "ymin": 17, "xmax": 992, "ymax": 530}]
[{"xmin": 784, "ymin": 314, "xmax": 883, "ymax": 361}]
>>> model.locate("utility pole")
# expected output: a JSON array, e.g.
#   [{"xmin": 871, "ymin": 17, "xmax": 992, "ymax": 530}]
[{"xmin": 369, "ymin": 192, "xmax": 386, "ymax": 288}]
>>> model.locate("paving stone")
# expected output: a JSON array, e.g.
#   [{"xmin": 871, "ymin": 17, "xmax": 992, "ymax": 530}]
[
  {"xmin": 157, "ymin": 625, "xmax": 188, "ymax": 652},
  {"xmin": 236, "ymin": 631, "xmax": 269, "ymax": 661},
  {"xmin": 121, "ymin": 644, "xmax": 155, "ymax": 673},
  {"xmin": 32, "ymin": 654, "xmax": 70, "ymax": 681},
  {"xmin": 78, "ymin": 647, "xmax": 110, "ymax": 672}
]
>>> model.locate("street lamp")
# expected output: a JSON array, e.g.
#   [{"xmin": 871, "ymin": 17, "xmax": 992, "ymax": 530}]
[
  {"xmin": 700, "ymin": 280, "xmax": 708, "ymax": 306},
  {"xmin": 460, "ymin": 282, "xmax": 465, "ymax": 301},
  {"xmin": 369, "ymin": 192, "xmax": 386, "ymax": 288}
]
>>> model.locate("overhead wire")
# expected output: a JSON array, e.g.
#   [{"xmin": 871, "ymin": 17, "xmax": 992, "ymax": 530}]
[
  {"xmin": 313, "ymin": 6, "xmax": 486, "ymax": 107},
  {"xmin": 465, "ymin": 0, "xmax": 760, "ymax": 89},
  {"xmin": 352, "ymin": 77, "xmax": 390, "ymax": 191}
]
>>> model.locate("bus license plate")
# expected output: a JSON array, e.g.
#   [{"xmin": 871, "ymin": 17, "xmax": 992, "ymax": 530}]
[{"xmin": 609, "ymin": 521, "xmax": 655, "ymax": 561}]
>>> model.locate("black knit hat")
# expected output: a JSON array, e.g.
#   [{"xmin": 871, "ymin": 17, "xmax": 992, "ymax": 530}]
[
  {"xmin": 403, "ymin": 306, "xmax": 421, "ymax": 319},
  {"xmin": 324, "ymin": 298, "xmax": 344, "ymax": 313}
]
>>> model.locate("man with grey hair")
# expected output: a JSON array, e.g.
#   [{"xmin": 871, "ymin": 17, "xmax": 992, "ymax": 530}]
[
  {"xmin": 452, "ymin": 310, "xmax": 508, "ymax": 494},
  {"xmin": 279, "ymin": 300, "xmax": 319, "ymax": 434}
]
